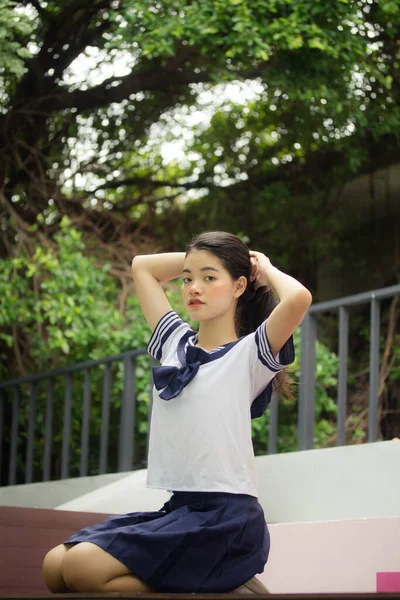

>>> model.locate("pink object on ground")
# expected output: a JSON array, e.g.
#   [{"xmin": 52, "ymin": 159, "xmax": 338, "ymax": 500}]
[{"xmin": 376, "ymin": 572, "xmax": 400, "ymax": 592}]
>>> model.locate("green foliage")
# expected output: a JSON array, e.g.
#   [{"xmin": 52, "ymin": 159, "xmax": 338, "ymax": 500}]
[
  {"xmin": 390, "ymin": 335, "xmax": 400, "ymax": 383},
  {"xmin": 0, "ymin": 219, "xmax": 342, "ymax": 481},
  {"xmin": 0, "ymin": 217, "xmax": 140, "ymax": 371},
  {"xmin": 0, "ymin": 1, "xmax": 32, "ymax": 79},
  {"xmin": 118, "ymin": 0, "xmax": 364, "ymax": 67}
]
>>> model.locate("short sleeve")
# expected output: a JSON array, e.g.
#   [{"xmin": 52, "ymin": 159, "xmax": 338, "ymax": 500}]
[
  {"xmin": 250, "ymin": 321, "xmax": 295, "ymax": 397},
  {"xmin": 146, "ymin": 311, "xmax": 190, "ymax": 363}
]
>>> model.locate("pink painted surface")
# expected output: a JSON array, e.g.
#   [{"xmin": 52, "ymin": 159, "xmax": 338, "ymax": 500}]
[
  {"xmin": 258, "ymin": 517, "xmax": 400, "ymax": 594},
  {"xmin": 377, "ymin": 572, "xmax": 400, "ymax": 592}
]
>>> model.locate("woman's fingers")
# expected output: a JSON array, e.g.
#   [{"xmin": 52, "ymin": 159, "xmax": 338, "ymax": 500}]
[{"xmin": 250, "ymin": 255, "xmax": 260, "ymax": 282}]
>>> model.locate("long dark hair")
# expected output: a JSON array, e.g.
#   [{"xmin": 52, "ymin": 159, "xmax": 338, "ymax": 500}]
[{"xmin": 186, "ymin": 231, "xmax": 291, "ymax": 398}]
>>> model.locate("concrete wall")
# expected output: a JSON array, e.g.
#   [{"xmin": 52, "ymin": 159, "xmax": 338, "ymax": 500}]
[
  {"xmin": 0, "ymin": 471, "xmax": 129, "ymax": 509},
  {"xmin": 57, "ymin": 468, "xmax": 171, "ymax": 513},
  {"xmin": 256, "ymin": 439, "xmax": 400, "ymax": 523},
  {"xmin": 261, "ymin": 517, "xmax": 400, "ymax": 593},
  {"xmin": 57, "ymin": 439, "xmax": 400, "ymax": 521}
]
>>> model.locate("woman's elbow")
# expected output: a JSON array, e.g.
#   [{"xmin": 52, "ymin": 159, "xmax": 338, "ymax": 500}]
[
  {"xmin": 300, "ymin": 287, "xmax": 312, "ymax": 308},
  {"xmin": 293, "ymin": 287, "xmax": 312, "ymax": 310},
  {"xmin": 131, "ymin": 255, "xmax": 147, "ymax": 270}
]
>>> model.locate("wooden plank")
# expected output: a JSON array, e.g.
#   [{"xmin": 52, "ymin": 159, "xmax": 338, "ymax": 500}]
[
  {"xmin": 0, "ymin": 589, "xmax": 399, "ymax": 598},
  {"xmin": 0, "ymin": 507, "xmax": 111, "ymax": 529},
  {"xmin": 0, "ymin": 506, "xmax": 112, "ymax": 595}
]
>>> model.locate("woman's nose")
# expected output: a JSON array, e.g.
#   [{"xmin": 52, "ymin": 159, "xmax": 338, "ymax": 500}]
[{"xmin": 189, "ymin": 281, "xmax": 202, "ymax": 295}]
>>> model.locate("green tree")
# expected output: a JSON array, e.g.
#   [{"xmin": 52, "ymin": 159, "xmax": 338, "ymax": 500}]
[{"xmin": 2, "ymin": 0, "xmax": 400, "ymax": 265}]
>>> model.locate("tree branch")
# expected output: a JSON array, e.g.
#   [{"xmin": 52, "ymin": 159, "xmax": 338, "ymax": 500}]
[
  {"xmin": 38, "ymin": 57, "xmax": 270, "ymax": 114},
  {"xmin": 14, "ymin": 0, "xmax": 114, "ymax": 102},
  {"xmin": 88, "ymin": 176, "xmax": 214, "ymax": 194},
  {"xmin": 85, "ymin": 132, "xmax": 400, "ymax": 200}
]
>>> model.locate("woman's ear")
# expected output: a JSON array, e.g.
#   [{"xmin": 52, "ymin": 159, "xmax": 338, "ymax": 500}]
[{"xmin": 234, "ymin": 275, "xmax": 247, "ymax": 299}]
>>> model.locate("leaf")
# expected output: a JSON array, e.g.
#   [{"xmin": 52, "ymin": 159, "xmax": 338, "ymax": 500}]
[
  {"xmin": 308, "ymin": 37, "xmax": 327, "ymax": 51},
  {"xmin": 384, "ymin": 75, "xmax": 393, "ymax": 89}
]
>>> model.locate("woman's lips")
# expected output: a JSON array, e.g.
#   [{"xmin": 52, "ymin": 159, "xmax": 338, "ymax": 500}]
[{"xmin": 189, "ymin": 300, "xmax": 204, "ymax": 306}]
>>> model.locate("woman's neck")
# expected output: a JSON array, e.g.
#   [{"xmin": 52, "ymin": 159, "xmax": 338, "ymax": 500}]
[{"xmin": 195, "ymin": 313, "xmax": 238, "ymax": 351}]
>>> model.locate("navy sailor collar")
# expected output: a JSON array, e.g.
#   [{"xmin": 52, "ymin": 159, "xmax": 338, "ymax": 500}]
[{"xmin": 152, "ymin": 328, "xmax": 273, "ymax": 419}]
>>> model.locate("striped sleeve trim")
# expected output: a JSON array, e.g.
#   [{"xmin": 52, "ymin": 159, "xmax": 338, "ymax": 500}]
[
  {"xmin": 255, "ymin": 322, "xmax": 295, "ymax": 371},
  {"xmin": 147, "ymin": 311, "xmax": 184, "ymax": 361}
]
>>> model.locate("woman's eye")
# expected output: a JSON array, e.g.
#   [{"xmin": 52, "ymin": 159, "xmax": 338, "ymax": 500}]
[
  {"xmin": 205, "ymin": 276, "xmax": 215, "ymax": 282},
  {"xmin": 182, "ymin": 277, "xmax": 191, "ymax": 283}
]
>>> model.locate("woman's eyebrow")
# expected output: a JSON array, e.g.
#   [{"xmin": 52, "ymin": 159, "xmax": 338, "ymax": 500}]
[{"xmin": 182, "ymin": 267, "xmax": 220, "ymax": 273}]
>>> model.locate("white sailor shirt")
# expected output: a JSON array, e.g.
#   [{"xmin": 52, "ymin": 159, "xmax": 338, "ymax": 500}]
[{"xmin": 146, "ymin": 311, "xmax": 294, "ymax": 497}]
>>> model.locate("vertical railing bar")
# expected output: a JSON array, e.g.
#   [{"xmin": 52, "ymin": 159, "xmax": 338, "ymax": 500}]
[
  {"xmin": 368, "ymin": 297, "xmax": 380, "ymax": 442},
  {"xmin": 61, "ymin": 373, "xmax": 73, "ymax": 479},
  {"xmin": 8, "ymin": 386, "xmax": 20, "ymax": 485},
  {"xmin": 268, "ymin": 392, "xmax": 279, "ymax": 454},
  {"xmin": 306, "ymin": 316, "xmax": 317, "ymax": 450},
  {"xmin": 99, "ymin": 362, "xmax": 112, "ymax": 474},
  {"xmin": 0, "ymin": 391, "xmax": 4, "ymax": 480},
  {"xmin": 146, "ymin": 358, "xmax": 156, "ymax": 465},
  {"xmin": 80, "ymin": 369, "xmax": 91, "ymax": 477},
  {"xmin": 118, "ymin": 356, "xmax": 136, "ymax": 472},
  {"xmin": 43, "ymin": 377, "xmax": 54, "ymax": 482},
  {"xmin": 298, "ymin": 314, "xmax": 317, "ymax": 450},
  {"xmin": 298, "ymin": 320, "xmax": 308, "ymax": 450},
  {"xmin": 25, "ymin": 382, "xmax": 37, "ymax": 483},
  {"xmin": 337, "ymin": 306, "xmax": 349, "ymax": 446}
]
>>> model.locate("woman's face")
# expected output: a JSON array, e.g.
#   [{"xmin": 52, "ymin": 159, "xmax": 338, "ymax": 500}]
[{"xmin": 181, "ymin": 250, "xmax": 246, "ymax": 320}]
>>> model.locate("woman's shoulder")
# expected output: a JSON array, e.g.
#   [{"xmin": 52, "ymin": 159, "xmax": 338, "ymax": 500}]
[{"xmin": 147, "ymin": 310, "xmax": 193, "ymax": 362}]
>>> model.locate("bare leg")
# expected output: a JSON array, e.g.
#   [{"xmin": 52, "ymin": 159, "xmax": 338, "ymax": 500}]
[
  {"xmin": 102, "ymin": 574, "xmax": 155, "ymax": 593},
  {"xmin": 62, "ymin": 541, "xmax": 155, "ymax": 593},
  {"xmin": 42, "ymin": 544, "xmax": 74, "ymax": 593}
]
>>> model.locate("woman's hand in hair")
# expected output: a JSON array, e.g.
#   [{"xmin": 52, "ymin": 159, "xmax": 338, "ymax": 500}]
[{"xmin": 249, "ymin": 251, "xmax": 271, "ymax": 288}]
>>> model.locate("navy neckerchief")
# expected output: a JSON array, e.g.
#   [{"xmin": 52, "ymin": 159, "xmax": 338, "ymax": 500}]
[{"xmin": 152, "ymin": 330, "xmax": 272, "ymax": 418}]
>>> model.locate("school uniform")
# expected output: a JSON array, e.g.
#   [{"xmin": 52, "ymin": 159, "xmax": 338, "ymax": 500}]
[{"xmin": 64, "ymin": 311, "xmax": 294, "ymax": 593}]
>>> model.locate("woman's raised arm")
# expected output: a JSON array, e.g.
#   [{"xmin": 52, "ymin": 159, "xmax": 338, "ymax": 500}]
[
  {"xmin": 131, "ymin": 253, "xmax": 185, "ymax": 332},
  {"xmin": 250, "ymin": 251, "xmax": 312, "ymax": 356}
]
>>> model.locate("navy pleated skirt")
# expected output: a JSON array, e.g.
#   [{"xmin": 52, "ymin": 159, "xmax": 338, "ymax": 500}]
[{"xmin": 63, "ymin": 491, "xmax": 270, "ymax": 593}]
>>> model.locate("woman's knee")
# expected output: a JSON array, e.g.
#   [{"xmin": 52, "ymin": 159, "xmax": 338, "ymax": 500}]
[
  {"xmin": 42, "ymin": 544, "xmax": 71, "ymax": 592},
  {"xmin": 62, "ymin": 542, "xmax": 121, "ymax": 592},
  {"xmin": 61, "ymin": 542, "xmax": 155, "ymax": 593}
]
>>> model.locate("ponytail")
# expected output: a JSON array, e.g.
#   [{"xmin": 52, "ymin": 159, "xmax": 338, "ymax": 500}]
[{"xmin": 237, "ymin": 283, "xmax": 292, "ymax": 399}]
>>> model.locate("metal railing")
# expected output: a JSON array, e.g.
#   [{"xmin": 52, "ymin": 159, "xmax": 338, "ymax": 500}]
[
  {"xmin": 298, "ymin": 283, "xmax": 400, "ymax": 450},
  {"xmin": 1, "ymin": 284, "xmax": 399, "ymax": 486},
  {"xmin": 0, "ymin": 349, "xmax": 153, "ymax": 486}
]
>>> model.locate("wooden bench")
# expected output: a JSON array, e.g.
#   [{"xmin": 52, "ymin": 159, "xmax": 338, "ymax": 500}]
[{"xmin": 0, "ymin": 506, "xmax": 111, "ymax": 595}]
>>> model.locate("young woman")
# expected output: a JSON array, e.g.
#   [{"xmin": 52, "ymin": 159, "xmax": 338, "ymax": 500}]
[{"xmin": 42, "ymin": 231, "xmax": 312, "ymax": 594}]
